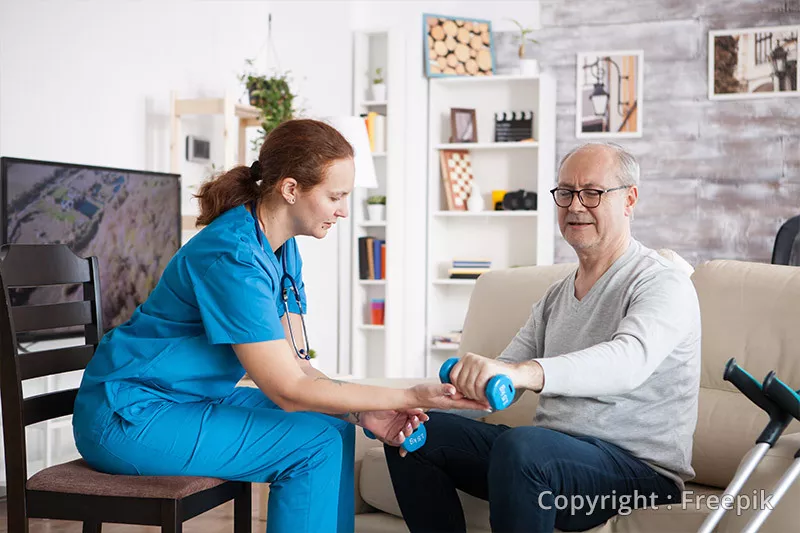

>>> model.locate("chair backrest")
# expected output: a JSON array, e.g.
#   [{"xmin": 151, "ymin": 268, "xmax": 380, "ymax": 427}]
[
  {"xmin": 771, "ymin": 214, "xmax": 800, "ymax": 265},
  {"xmin": 0, "ymin": 244, "xmax": 102, "ymax": 507}
]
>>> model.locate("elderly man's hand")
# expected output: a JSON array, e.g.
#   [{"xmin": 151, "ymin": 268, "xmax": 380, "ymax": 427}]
[{"xmin": 448, "ymin": 352, "xmax": 521, "ymax": 404}]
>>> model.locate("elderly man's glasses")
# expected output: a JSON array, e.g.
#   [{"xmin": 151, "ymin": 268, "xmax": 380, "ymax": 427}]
[{"xmin": 549, "ymin": 185, "xmax": 631, "ymax": 208}]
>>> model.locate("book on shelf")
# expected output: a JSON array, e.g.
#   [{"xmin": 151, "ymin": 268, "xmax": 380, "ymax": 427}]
[
  {"xmin": 358, "ymin": 236, "xmax": 387, "ymax": 280},
  {"xmin": 448, "ymin": 259, "xmax": 491, "ymax": 279},
  {"xmin": 432, "ymin": 331, "xmax": 462, "ymax": 348},
  {"xmin": 448, "ymin": 269, "xmax": 489, "ymax": 279},
  {"xmin": 361, "ymin": 112, "xmax": 387, "ymax": 153}
]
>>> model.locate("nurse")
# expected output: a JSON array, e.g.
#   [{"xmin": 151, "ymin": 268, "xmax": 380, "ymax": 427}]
[{"xmin": 72, "ymin": 118, "xmax": 487, "ymax": 533}]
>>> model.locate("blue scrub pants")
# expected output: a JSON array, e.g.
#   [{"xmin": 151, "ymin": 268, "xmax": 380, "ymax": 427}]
[{"xmin": 74, "ymin": 387, "xmax": 355, "ymax": 533}]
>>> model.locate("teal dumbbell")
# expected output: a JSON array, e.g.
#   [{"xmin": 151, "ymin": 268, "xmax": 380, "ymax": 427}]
[
  {"xmin": 439, "ymin": 357, "xmax": 515, "ymax": 411},
  {"xmin": 364, "ymin": 424, "xmax": 427, "ymax": 453}
]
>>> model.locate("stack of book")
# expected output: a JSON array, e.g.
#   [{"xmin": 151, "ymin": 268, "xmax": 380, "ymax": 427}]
[
  {"xmin": 432, "ymin": 331, "xmax": 462, "ymax": 349},
  {"xmin": 448, "ymin": 259, "xmax": 491, "ymax": 280},
  {"xmin": 358, "ymin": 236, "xmax": 386, "ymax": 280}
]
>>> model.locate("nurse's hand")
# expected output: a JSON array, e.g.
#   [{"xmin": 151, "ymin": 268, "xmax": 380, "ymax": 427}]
[
  {"xmin": 410, "ymin": 383, "xmax": 492, "ymax": 412},
  {"xmin": 359, "ymin": 409, "xmax": 429, "ymax": 457}
]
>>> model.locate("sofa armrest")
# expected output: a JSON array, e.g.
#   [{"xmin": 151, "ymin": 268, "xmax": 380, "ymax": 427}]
[
  {"xmin": 718, "ymin": 432, "xmax": 800, "ymax": 532},
  {"xmin": 346, "ymin": 377, "xmax": 437, "ymax": 514}
]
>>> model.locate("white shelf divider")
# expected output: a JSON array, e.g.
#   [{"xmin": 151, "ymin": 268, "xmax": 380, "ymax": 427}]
[
  {"xmin": 432, "ymin": 279, "xmax": 477, "ymax": 286},
  {"xmin": 432, "ymin": 211, "xmax": 538, "ymax": 218},
  {"xmin": 434, "ymin": 142, "xmax": 538, "ymax": 150}
]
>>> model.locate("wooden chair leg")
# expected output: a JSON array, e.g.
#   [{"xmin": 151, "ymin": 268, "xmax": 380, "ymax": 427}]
[
  {"xmin": 161, "ymin": 500, "xmax": 182, "ymax": 533},
  {"xmin": 82, "ymin": 521, "xmax": 102, "ymax": 533},
  {"xmin": 234, "ymin": 482, "xmax": 252, "ymax": 533}
]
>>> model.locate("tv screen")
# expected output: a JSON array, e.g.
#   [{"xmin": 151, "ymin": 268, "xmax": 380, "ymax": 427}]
[{"xmin": 0, "ymin": 157, "xmax": 181, "ymax": 340}]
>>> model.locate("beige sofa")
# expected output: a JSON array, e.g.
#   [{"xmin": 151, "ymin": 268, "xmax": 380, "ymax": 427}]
[{"xmin": 352, "ymin": 260, "xmax": 800, "ymax": 533}]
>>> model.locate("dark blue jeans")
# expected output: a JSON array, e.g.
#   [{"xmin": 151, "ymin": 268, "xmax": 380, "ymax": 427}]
[{"xmin": 384, "ymin": 412, "xmax": 681, "ymax": 533}]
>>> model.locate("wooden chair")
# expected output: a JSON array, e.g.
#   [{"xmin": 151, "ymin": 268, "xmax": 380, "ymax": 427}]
[{"xmin": 0, "ymin": 244, "xmax": 251, "ymax": 533}]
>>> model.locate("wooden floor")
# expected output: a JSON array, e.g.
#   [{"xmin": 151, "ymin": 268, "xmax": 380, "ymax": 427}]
[{"xmin": 0, "ymin": 493, "xmax": 265, "ymax": 532}]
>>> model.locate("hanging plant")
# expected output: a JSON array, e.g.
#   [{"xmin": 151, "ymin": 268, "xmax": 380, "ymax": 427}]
[{"xmin": 239, "ymin": 59, "xmax": 297, "ymax": 148}]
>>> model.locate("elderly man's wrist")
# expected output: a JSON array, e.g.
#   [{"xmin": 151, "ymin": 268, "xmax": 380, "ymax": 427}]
[{"xmin": 513, "ymin": 360, "xmax": 544, "ymax": 393}]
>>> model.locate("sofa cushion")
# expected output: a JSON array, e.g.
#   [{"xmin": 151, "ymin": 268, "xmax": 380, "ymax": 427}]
[
  {"xmin": 689, "ymin": 261, "xmax": 800, "ymax": 487},
  {"xmin": 360, "ymin": 445, "xmax": 725, "ymax": 532}
]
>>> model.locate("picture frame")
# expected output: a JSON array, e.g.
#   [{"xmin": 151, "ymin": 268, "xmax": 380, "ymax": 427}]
[
  {"xmin": 708, "ymin": 25, "xmax": 799, "ymax": 100},
  {"xmin": 424, "ymin": 14, "xmax": 496, "ymax": 78},
  {"xmin": 439, "ymin": 149, "xmax": 474, "ymax": 211},
  {"xmin": 575, "ymin": 50, "xmax": 644, "ymax": 139},
  {"xmin": 450, "ymin": 108, "xmax": 477, "ymax": 143}
]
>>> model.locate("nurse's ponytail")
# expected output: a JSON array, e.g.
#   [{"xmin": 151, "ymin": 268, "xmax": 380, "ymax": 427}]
[{"xmin": 194, "ymin": 118, "xmax": 353, "ymax": 227}]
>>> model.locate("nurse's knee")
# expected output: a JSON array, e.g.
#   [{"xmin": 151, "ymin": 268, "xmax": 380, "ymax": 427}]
[{"xmin": 310, "ymin": 424, "xmax": 345, "ymax": 467}]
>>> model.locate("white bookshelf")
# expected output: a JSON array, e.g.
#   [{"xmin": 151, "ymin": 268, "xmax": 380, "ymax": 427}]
[
  {"xmin": 424, "ymin": 73, "xmax": 556, "ymax": 377},
  {"xmin": 349, "ymin": 29, "xmax": 406, "ymax": 378}
]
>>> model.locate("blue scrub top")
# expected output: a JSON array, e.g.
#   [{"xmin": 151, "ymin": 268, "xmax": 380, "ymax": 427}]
[{"xmin": 76, "ymin": 204, "xmax": 307, "ymax": 425}]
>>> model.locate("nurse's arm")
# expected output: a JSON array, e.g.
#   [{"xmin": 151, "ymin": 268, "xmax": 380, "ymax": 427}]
[
  {"xmin": 280, "ymin": 313, "xmax": 324, "ymax": 378},
  {"xmin": 233, "ymin": 340, "xmax": 489, "ymax": 414}
]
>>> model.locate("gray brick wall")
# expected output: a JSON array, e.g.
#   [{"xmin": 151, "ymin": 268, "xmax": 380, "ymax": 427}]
[{"xmin": 538, "ymin": 0, "xmax": 800, "ymax": 265}]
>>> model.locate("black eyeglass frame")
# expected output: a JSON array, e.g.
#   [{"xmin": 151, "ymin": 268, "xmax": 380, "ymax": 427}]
[{"xmin": 549, "ymin": 185, "xmax": 631, "ymax": 208}]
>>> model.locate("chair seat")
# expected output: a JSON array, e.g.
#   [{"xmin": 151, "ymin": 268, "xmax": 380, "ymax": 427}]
[{"xmin": 27, "ymin": 459, "xmax": 227, "ymax": 499}]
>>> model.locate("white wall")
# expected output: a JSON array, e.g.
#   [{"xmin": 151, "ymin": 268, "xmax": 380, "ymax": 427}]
[
  {"xmin": 0, "ymin": 0, "xmax": 357, "ymax": 377},
  {"xmin": 353, "ymin": 1, "xmax": 541, "ymax": 377},
  {"xmin": 0, "ymin": 1, "xmax": 546, "ymax": 483},
  {"xmin": 0, "ymin": 0, "xmax": 358, "ymax": 482}
]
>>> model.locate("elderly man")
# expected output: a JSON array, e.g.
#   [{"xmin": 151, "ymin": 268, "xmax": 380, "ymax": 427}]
[{"xmin": 384, "ymin": 142, "xmax": 701, "ymax": 532}]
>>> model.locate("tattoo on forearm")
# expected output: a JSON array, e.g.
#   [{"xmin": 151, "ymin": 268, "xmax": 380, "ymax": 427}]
[
  {"xmin": 331, "ymin": 411, "xmax": 361, "ymax": 424},
  {"xmin": 316, "ymin": 377, "xmax": 346, "ymax": 386}
]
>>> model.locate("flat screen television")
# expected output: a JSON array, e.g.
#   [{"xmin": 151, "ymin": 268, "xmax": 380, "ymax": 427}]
[{"xmin": 0, "ymin": 157, "xmax": 181, "ymax": 341}]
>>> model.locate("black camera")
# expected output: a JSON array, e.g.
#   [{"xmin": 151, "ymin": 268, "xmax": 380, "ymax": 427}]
[{"xmin": 501, "ymin": 190, "xmax": 537, "ymax": 211}]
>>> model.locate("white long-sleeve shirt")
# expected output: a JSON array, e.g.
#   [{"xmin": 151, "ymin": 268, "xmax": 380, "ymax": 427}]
[{"xmin": 499, "ymin": 239, "xmax": 701, "ymax": 489}]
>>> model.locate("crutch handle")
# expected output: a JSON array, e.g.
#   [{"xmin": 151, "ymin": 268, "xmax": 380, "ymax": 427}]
[
  {"xmin": 724, "ymin": 358, "xmax": 791, "ymax": 446},
  {"xmin": 763, "ymin": 371, "xmax": 800, "ymax": 420}
]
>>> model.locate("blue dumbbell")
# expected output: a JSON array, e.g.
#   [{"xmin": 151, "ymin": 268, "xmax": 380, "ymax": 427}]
[
  {"xmin": 364, "ymin": 424, "xmax": 427, "ymax": 453},
  {"xmin": 439, "ymin": 357, "xmax": 515, "ymax": 411}
]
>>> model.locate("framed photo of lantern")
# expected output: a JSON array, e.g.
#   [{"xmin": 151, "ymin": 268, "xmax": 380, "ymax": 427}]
[
  {"xmin": 576, "ymin": 50, "xmax": 644, "ymax": 138},
  {"xmin": 708, "ymin": 25, "xmax": 799, "ymax": 100}
]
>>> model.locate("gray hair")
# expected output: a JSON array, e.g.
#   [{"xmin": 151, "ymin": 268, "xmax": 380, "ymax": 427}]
[{"xmin": 558, "ymin": 142, "xmax": 640, "ymax": 187}]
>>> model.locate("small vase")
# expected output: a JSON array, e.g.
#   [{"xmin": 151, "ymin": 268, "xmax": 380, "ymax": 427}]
[
  {"xmin": 371, "ymin": 83, "xmax": 386, "ymax": 101},
  {"xmin": 467, "ymin": 183, "xmax": 485, "ymax": 212},
  {"xmin": 520, "ymin": 59, "xmax": 540, "ymax": 76},
  {"xmin": 367, "ymin": 204, "xmax": 386, "ymax": 221}
]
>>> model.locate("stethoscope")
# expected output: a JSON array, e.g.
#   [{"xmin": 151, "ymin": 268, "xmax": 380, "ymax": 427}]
[{"xmin": 250, "ymin": 202, "xmax": 312, "ymax": 360}]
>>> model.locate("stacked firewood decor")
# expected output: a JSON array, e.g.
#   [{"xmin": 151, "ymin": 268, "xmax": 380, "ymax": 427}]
[{"xmin": 426, "ymin": 16, "xmax": 494, "ymax": 76}]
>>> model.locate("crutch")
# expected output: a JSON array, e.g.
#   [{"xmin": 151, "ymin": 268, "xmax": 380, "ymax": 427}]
[
  {"xmin": 740, "ymin": 371, "xmax": 800, "ymax": 533},
  {"xmin": 697, "ymin": 358, "xmax": 792, "ymax": 533}
]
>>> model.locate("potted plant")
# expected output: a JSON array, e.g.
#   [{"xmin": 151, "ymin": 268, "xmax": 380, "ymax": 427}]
[
  {"xmin": 239, "ymin": 59, "xmax": 297, "ymax": 149},
  {"xmin": 371, "ymin": 67, "xmax": 386, "ymax": 101},
  {"xmin": 366, "ymin": 195, "xmax": 386, "ymax": 221},
  {"xmin": 509, "ymin": 19, "xmax": 540, "ymax": 76}
]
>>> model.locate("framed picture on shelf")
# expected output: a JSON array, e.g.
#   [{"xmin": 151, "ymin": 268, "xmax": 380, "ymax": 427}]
[
  {"xmin": 439, "ymin": 149, "xmax": 474, "ymax": 211},
  {"xmin": 708, "ymin": 25, "xmax": 799, "ymax": 100},
  {"xmin": 449, "ymin": 108, "xmax": 477, "ymax": 143},
  {"xmin": 424, "ymin": 14, "xmax": 495, "ymax": 77},
  {"xmin": 576, "ymin": 50, "xmax": 644, "ymax": 139}
]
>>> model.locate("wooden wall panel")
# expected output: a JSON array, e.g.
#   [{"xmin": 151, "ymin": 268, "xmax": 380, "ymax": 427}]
[{"xmin": 542, "ymin": 0, "xmax": 800, "ymax": 265}]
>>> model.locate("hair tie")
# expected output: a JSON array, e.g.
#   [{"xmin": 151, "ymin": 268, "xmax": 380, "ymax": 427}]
[{"xmin": 250, "ymin": 160, "xmax": 261, "ymax": 182}]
